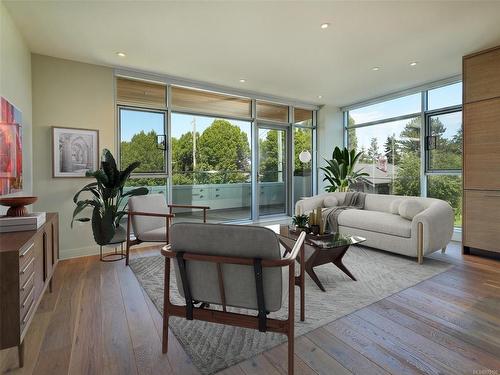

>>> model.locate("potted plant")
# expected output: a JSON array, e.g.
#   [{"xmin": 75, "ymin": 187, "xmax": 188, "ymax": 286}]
[
  {"xmin": 292, "ymin": 214, "xmax": 309, "ymax": 233},
  {"xmin": 71, "ymin": 149, "xmax": 148, "ymax": 246},
  {"xmin": 320, "ymin": 146, "xmax": 368, "ymax": 192}
]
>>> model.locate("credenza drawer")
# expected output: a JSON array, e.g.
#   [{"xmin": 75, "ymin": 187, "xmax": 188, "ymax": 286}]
[
  {"xmin": 19, "ymin": 256, "xmax": 35, "ymax": 287},
  {"xmin": 19, "ymin": 242, "xmax": 34, "ymax": 270},
  {"xmin": 19, "ymin": 271, "xmax": 35, "ymax": 305},
  {"xmin": 464, "ymin": 190, "xmax": 500, "ymax": 253}
]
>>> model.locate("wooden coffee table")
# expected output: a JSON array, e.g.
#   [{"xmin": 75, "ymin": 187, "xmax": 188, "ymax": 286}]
[{"xmin": 272, "ymin": 224, "xmax": 365, "ymax": 292}]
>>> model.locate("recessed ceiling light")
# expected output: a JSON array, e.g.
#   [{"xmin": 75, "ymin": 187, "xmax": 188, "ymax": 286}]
[
  {"xmin": 116, "ymin": 52, "xmax": 126, "ymax": 57},
  {"xmin": 239, "ymin": 79, "xmax": 246, "ymax": 83},
  {"xmin": 410, "ymin": 61, "xmax": 418, "ymax": 66},
  {"xmin": 320, "ymin": 23, "xmax": 330, "ymax": 29},
  {"xmin": 318, "ymin": 95, "xmax": 323, "ymax": 99},
  {"xmin": 372, "ymin": 67, "xmax": 380, "ymax": 71}
]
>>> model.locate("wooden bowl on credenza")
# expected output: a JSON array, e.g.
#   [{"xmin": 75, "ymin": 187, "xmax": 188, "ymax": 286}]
[{"xmin": 0, "ymin": 196, "xmax": 38, "ymax": 217}]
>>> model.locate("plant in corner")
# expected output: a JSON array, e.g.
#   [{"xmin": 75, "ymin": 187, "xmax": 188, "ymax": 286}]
[
  {"xmin": 320, "ymin": 146, "xmax": 368, "ymax": 192},
  {"xmin": 71, "ymin": 149, "xmax": 148, "ymax": 246}
]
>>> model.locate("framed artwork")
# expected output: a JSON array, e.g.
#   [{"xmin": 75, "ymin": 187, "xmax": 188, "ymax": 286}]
[
  {"xmin": 0, "ymin": 97, "xmax": 23, "ymax": 196},
  {"xmin": 52, "ymin": 127, "xmax": 99, "ymax": 178}
]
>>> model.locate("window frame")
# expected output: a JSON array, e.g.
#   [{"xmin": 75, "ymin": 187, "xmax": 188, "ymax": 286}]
[
  {"xmin": 117, "ymin": 105, "xmax": 169, "ymax": 176},
  {"xmin": 424, "ymin": 105, "xmax": 463, "ymax": 174}
]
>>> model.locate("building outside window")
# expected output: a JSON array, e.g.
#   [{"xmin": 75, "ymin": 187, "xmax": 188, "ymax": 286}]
[{"xmin": 344, "ymin": 80, "xmax": 463, "ymax": 227}]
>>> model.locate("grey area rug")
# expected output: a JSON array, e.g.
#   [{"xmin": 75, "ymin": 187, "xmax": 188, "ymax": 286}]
[{"xmin": 129, "ymin": 246, "xmax": 452, "ymax": 375}]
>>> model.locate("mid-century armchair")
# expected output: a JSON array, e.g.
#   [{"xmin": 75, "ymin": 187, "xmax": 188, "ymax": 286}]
[
  {"xmin": 126, "ymin": 194, "xmax": 209, "ymax": 265},
  {"xmin": 161, "ymin": 223, "xmax": 306, "ymax": 375}
]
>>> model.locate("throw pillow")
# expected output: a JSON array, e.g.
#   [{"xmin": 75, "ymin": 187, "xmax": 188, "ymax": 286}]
[
  {"xmin": 389, "ymin": 198, "xmax": 404, "ymax": 214},
  {"xmin": 323, "ymin": 196, "xmax": 339, "ymax": 207},
  {"xmin": 398, "ymin": 199, "xmax": 426, "ymax": 220}
]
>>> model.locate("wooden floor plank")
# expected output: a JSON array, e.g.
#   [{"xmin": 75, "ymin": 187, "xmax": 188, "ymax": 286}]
[
  {"xmin": 67, "ymin": 256, "xmax": 103, "ymax": 375},
  {"xmin": 116, "ymin": 259, "xmax": 175, "ymax": 375},
  {"xmin": 293, "ymin": 336, "xmax": 352, "ymax": 375},
  {"xmin": 33, "ymin": 258, "xmax": 89, "ymax": 375},
  {"xmin": 366, "ymin": 301, "xmax": 500, "ymax": 371},
  {"xmin": 261, "ymin": 341, "xmax": 319, "ymax": 375},
  {"xmin": 306, "ymin": 328, "xmax": 389, "ymax": 375},
  {"xmin": 100, "ymin": 261, "xmax": 138, "ymax": 375}
]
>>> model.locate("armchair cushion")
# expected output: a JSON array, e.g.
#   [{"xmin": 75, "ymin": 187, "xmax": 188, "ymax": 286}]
[
  {"xmin": 128, "ymin": 194, "xmax": 169, "ymax": 239},
  {"xmin": 170, "ymin": 223, "xmax": 285, "ymax": 312}
]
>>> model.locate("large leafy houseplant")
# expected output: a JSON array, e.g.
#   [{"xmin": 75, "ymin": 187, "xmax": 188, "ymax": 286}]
[
  {"xmin": 320, "ymin": 147, "xmax": 368, "ymax": 192},
  {"xmin": 71, "ymin": 149, "xmax": 148, "ymax": 245}
]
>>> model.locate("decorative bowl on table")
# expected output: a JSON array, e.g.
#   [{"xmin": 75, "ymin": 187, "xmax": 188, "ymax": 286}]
[{"xmin": 0, "ymin": 196, "xmax": 38, "ymax": 217}]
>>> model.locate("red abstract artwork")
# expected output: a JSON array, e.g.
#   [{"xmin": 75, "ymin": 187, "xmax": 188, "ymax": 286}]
[{"xmin": 0, "ymin": 97, "xmax": 22, "ymax": 195}]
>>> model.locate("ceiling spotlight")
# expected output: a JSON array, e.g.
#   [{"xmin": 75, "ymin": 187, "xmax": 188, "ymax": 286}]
[
  {"xmin": 116, "ymin": 52, "xmax": 126, "ymax": 57},
  {"xmin": 239, "ymin": 79, "xmax": 246, "ymax": 83},
  {"xmin": 410, "ymin": 61, "xmax": 418, "ymax": 66},
  {"xmin": 320, "ymin": 23, "xmax": 330, "ymax": 29},
  {"xmin": 318, "ymin": 95, "xmax": 323, "ymax": 99},
  {"xmin": 372, "ymin": 67, "xmax": 380, "ymax": 71}
]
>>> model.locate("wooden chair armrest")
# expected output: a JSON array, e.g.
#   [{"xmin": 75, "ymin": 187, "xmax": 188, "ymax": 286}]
[
  {"xmin": 282, "ymin": 231, "xmax": 306, "ymax": 262},
  {"xmin": 167, "ymin": 204, "xmax": 210, "ymax": 223},
  {"xmin": 168, "ymin": 204, "xmax": 210, "ymax": 210},
  {"xmin": 128, "ymin": 211, "xmax": 175, "ymax": 218}
]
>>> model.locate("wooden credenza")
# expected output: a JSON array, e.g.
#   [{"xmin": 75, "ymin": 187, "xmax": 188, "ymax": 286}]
[
  {"xmin": 0, "ymin": 212, "xmax": 59, "ymax": 367},
  {"xmin": 463, "ymin": 46, "xmax": 500, "ymax": 254}
]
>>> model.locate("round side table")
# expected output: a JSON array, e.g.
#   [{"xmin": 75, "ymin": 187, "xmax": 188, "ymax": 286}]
[{"xmin": 100, "ymin": 226, "xmax": 127, "ymax": 262}]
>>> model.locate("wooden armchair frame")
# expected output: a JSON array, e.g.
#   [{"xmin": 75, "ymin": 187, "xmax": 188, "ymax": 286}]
[
  {"xmin": 161, "ymin": 231, "xmax": 306, "ymax": 375},
  {"xmin": 125, "ymin": 204, "xmax": 209, "ymax": 266}
]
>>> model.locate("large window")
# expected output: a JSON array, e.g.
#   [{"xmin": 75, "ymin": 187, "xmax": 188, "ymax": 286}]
[
  {"xmin": 117, "ymin": 76, "xmax": 317, "ymax": 222},
  {"xmin": 345, "ymin": 81, "xmax": 463, "ymax": 228}
]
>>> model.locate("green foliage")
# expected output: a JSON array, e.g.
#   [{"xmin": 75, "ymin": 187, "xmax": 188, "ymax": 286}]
[
  {"xmin": 292, "ymin": 214, "xmax": 309, "ymax": 228},
  {"xmin": 294, "ymin": 128, "xmax": 313, "ymax": 175},
  {"xmin": 320, "ymin": 147, "xmax": 368, "ymax": 192},
  {"xmin": 259, "ymin": 129, "xmax": 285, "ymax": 182},
  {"xmin": 72, "ymin": 149, "xmax": 148, "ymax": 245},
  {"xmin": 121, "ymin": 131, "xmax": 164, "ymax": 173}
]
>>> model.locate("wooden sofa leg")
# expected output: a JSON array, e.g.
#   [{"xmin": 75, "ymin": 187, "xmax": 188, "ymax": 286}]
[
  {"xmin": 441, "ymin": 246, "xmax": 447, "ymax": 254},
  {"xmin": 417, "ymin": 222, "xmax": 423, "ymax": 265}
]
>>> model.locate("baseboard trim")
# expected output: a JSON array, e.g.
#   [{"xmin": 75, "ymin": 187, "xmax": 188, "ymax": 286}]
[{"xmin": 60, "ymin": 245, "xmax": 101, "ymax": 260}]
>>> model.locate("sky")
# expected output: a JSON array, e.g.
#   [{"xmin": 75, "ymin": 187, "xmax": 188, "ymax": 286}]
[{"xmin": 350, "ymin": 82, "xmax": 462, "ymax": 154}]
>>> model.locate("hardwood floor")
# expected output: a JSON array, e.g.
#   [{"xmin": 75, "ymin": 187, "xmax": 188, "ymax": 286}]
[{"xmin": 1, "ymin": 242, "xmax": 499, "ymax": 375}]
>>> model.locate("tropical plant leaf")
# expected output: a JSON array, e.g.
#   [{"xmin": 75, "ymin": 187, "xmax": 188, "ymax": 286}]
[
  {"xmin": 122, "ymin": 187, "xmax": 149, "ymax": 197},
  {"xmin": 73, "ymin": 182, "xmax": 98, "ymax": 203}
]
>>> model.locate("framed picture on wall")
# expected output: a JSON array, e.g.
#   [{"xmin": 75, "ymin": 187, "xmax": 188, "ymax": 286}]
[
  {"xmin": 0, "ymin": 97, "xmax": 23, "ymax": 195},
  {"xmin": 52, "ymin": 127, "xmax": 99, "ymax": 178}
]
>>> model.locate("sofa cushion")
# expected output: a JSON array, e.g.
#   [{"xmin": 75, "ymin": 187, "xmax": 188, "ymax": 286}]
[
  {"xmin": 399, "ymin": 200, "xmax": 426, "ymax": 220},
  {"xmin": 323, "ymin": 196, "xmax": 339, "ymax": 207},
  {"xmin": 338, "ymin": 209, "xmax": 412, "ymax": 238},
  {"xmin": 389, "ymin": 198, "xmax": 403, "ymax": 214}
]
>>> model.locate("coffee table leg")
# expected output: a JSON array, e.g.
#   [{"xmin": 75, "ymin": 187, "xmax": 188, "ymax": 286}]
[
  {"xmin": 306, "ymin": 265, "xmax": 326, "ymax": 292},
  {"xmin": 333, "ymin": 260, "xmax": 357, "ymax": 281}
]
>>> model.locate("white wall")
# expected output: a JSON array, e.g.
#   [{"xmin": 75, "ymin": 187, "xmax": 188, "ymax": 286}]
[
  {"xmin": 316, "ymin": 105, "xmax": 344, "ymax": 193},
  {"xmin": 0, "ymin": 1, "xmax": 33, "ymax": 212}
]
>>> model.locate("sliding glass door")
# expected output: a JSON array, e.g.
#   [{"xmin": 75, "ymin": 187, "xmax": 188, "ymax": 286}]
[{"xmin": 258, "ymin": 125, "xmax": 288, "ymax": 216}]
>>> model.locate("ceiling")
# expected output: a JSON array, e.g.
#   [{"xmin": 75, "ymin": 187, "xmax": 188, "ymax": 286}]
[{"xmin": 4, "ymin": 0, "xmax": 500, "ymax": 107}]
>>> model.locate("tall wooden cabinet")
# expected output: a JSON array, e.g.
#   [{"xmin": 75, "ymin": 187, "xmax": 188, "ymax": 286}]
[
  {"xmin": 0, "ymin": 213, "xmax": 59, "ymax": 367},
  {"xmin": 463, "ymin": 46, "xmax": 500, "ymax": 254}
]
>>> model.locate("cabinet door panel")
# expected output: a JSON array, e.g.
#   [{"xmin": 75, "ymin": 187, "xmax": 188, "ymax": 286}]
[
  {"xmin": 464, "ymin": 190, "xmax": 500, "ymax": 253},
  {"xmin": 464, "ymin": 47, "xmax": 500, "ymax": 103},
  {"xmin": 33, "ymin": 232, "xmax": 45, "ymax": 301},
  {"xmin": 463, "ymin": 98, "xmax": 500, "ymax": 190}
]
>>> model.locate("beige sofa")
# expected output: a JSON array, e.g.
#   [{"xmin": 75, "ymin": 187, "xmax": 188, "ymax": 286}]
[{"xmin": 295, "ymin": 192, "xmax": 454, "ymax": 263}]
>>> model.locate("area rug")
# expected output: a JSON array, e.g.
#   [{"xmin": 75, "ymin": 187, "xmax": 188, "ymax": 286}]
[{"xmin": 129, "ymin": 246, "xmax": 451, "ymax": 375}]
